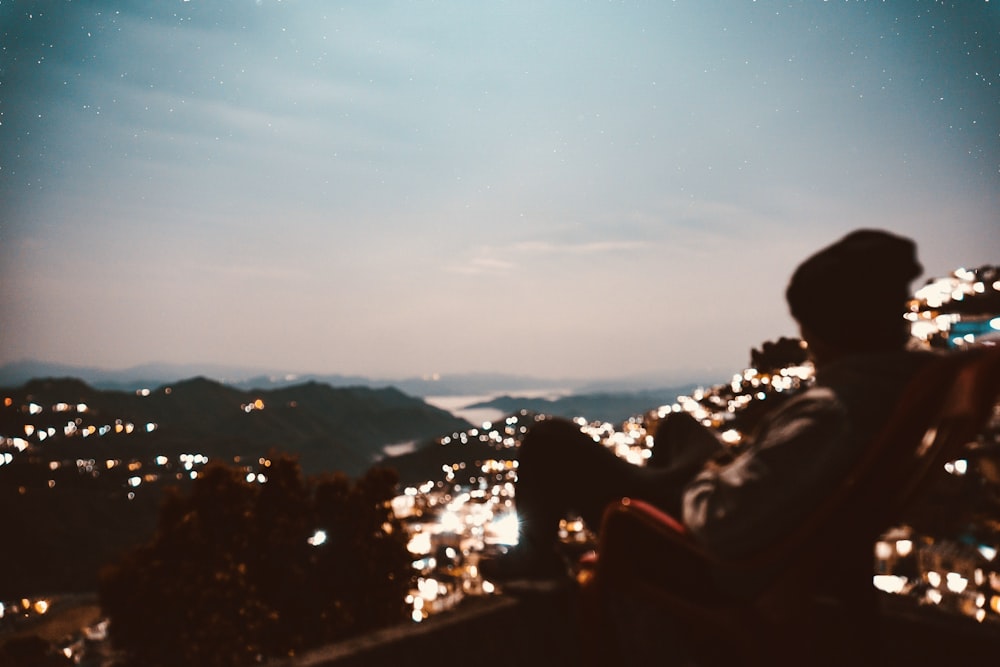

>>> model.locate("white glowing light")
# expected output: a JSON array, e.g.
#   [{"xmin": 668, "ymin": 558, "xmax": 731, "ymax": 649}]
[
  {"xmin": 946, "ymin": 572, "xmax": 968, "ymax": 594},
  {"xmin": 438, "ymin": 510, "xmax": 462, "ymax": 534},
  {"xmin": 945, "ymin": 459, "xmax": 968, "ymax": 475},
  {"xmin": 417, "ymin": 577, "xmax": 439, "ymax": 602},
  {"xmin": 721, "ymin": 429, "xmax": 742, "ymax": 445},
  {"xmin": 895, "ymin": 540, "xmax": 914, "ymax": 558},
  {"xmin": 873, "ymin": 575, "xmax": 907, "ymax": 594},
  {"xmin": 486, "ymin": 511, "xmax": 520, "ymax": 546},
  {"xmin": 407, "ymin": 531, "xmax": 432, "ymax": 555},
  {"xmin": 307, "ymin": 529, "xmax": 327, "ymax": 546}
]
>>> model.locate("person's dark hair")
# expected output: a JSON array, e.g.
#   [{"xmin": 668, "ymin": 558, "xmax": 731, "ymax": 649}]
[{"xmin": 786, "ymin": 229, "xmax": 922, "ymax": 352}]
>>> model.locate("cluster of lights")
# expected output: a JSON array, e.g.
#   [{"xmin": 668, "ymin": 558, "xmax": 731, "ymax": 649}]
[
  {"xmin": 0, "ymin": 596, "xmax": 51, "ymax": 620},
  {"xmin": 439, "ymin": 414, "xmax": 529, "ymax": 450},
  {"xmin": 875, "ymin": 529, "xmax": 1000, "ymax": 625},
  {"xmin": 4, "ymin": 449, "xmax": 217, "ymax": 500},
  {"xmin": 674, "ymin": 363, "xmax": 814, "ymax": 423},
  {"xmin": 912, "ymin": 268, "xmax": 999, "ymax": 310},
  {"xmin": 241, "ymin": 398, "xmax": 266, "ymax": 413},
  {"xmin": 0, "ymin": 396, "xmax": 159, "ymax": 463},
  {"xmin": 909, "ymin": 266, "xmax": 1000, "ymax": 346},
  {"xmin": 580, "ymin": 418, "xmax": 652, "ymax": 466},
  {"xmin": 396, "ymin": 463, "xmax": 521, "ymax": 622},
  {"xmin": 0, "ymin": 596, "xmax": 109, "ymax": 664},
  {"xmin": 390, "ymin": 414, "xmax": 537, "ymax": 622}
]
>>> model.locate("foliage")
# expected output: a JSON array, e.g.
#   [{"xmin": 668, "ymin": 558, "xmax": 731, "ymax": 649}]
[{"xmin": 99, "ymin": 453, "xmax": 412, "ymax": 667}]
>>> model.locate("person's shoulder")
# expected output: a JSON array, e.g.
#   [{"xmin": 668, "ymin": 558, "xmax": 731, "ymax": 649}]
[
  {"xmin": 819, "ymin": 348, "xmax": 937, "ymax": 384},
  {"xmin": 766, "ymin": 384, "xmax": 846, "ymax": 428}
]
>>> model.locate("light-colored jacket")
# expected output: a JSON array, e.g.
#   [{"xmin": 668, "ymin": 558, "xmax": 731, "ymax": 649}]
[{"xmin": 682, "ymin": 349, "xmax": 937, "ymax": 559}]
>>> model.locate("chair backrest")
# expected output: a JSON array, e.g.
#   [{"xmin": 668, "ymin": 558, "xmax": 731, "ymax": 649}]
[
  {"xmin": 747, "ymin": 347, "xmax": 1000, "ymax": 613},
  {"xmin": 832, "ymin": 347, "xmax": 1000, "ymax": 544},
  {"xmin": 890, "ymin": 347, "xmax": 1000, "ymax": 516}
]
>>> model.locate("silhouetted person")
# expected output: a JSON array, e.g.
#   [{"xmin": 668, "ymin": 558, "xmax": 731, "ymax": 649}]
[{"xmin": 483, "ymin": 229, "xmax": 934, "ymax": 580}]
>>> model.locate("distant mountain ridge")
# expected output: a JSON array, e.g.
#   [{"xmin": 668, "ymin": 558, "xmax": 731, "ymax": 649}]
[
  {"xmin": 463, "ymin": 385, "xmax": 702, "ymax": 425},
  {"xmin": 0, "ymin": 359, "xmax": 705, "ymax": 397}
]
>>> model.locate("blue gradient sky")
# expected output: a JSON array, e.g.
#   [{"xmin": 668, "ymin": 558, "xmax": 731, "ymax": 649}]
[{"xmin": 1, "ymin": 1, "xmax": 997, "ymax": 384}]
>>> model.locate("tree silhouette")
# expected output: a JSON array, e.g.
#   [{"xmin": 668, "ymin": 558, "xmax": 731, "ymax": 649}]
[{"xmin": 99, "ymin": 454, "xmax": 413, "ymax": 666}]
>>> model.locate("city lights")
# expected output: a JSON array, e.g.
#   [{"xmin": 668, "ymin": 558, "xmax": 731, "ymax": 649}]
[{"xmin": 1, "ymin": 263, "xmax": 997, "ymax": 663}]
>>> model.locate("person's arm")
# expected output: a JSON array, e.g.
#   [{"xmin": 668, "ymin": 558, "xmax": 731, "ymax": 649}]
[
  {"xmin": 649, "ymin": 409, "xmax": 727, "ymax": 474},
  {"xmin": 681, "ymin": 389, "xmax": 848, "ymax": 558}
]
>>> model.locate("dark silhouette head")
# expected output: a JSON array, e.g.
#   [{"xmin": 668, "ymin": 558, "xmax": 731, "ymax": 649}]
[{"xmin": 786, "ymin": 229, "xmax": 922, "ymax": 359}]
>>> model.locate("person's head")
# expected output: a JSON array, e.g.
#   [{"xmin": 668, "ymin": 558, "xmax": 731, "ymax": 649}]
[{"xmin": 786, "ymin": 229, "xmax": 922, "ymax": 362}]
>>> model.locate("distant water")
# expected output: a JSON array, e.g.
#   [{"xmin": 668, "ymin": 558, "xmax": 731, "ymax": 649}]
[
  {"xmin": 381, "ymin": 389, "xmax": 572, "ymax": 459},
  {"xmin": 424, "ymin": 388, "xmax": 573, "ymax": 427},
  {"xmin": 423, "ymin": 395, "xmax": 506, "ymax": 427},
  {"xmin": 381, "ymin": 440, "xmax": 419, "ymax": 457}
]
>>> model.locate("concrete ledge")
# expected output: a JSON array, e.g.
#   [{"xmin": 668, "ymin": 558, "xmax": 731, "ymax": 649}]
[
  {"xmin": 269, "ymin": 586, "xmax": 1000, "ymax": 667},
  {"xmin": 272, "ymin": 585, "xmax": 582, "ymax": 667}
]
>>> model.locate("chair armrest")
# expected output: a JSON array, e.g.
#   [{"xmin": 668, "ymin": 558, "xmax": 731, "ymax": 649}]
[
  {"xmin": 611, "ymin": 498, "xmax": 689, "ymax": 535},
  {"xmin": 596, "ymin": 498, "xmax": 721, "ymax": 600}
]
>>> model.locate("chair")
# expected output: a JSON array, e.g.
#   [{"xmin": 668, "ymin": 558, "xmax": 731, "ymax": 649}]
[{"xmin": 579, "ymin": 347, "xmax": 1000, "ymax": 666}]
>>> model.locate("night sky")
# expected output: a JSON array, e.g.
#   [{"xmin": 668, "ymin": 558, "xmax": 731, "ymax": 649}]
[{"xmin": 1, "ymin": 1, "xmax": 997, "ymax": 384}]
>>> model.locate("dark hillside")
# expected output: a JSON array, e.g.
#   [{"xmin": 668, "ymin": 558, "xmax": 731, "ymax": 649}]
[
  {"xmin": 0, "ymin": 377, "xmax": 470, "ymax": 598},
  {"xmin": 464, "ymin": 385, "xmax": 700, "ymax": 425},
  {"xmin": 1, "ymin": 377, "xmax": 471, "ymax": 476}
]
